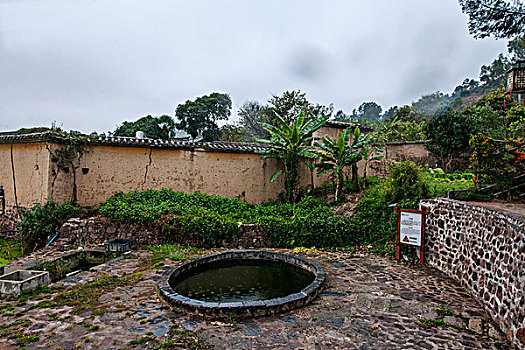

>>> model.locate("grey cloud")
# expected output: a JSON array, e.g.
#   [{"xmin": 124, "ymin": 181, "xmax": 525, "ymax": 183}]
[
  {"xmin": 400, "ymin": 62, "xmax": 452, "ymax": 101},
  {"xmin": 0, "ymin": 0, "xmax": 508, "ymax": 133},
  {"xmin": 288, "ymin": 45, "xmax": 329, "ymax": 82}
]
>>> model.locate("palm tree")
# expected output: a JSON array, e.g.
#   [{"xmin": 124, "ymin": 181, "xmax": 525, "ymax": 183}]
[
  {"xmin": 257, "ymin": 108, "xmax": 330, "ymax": 203},
  {"xmin": 315, "ymin": 127, "xmax": 371, "ymax": 201}
]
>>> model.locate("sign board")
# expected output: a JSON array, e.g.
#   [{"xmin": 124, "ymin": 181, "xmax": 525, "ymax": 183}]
[
  {"xmin": 394, "ymin": 207, "xmax": 428, "ymax": 265},
  {"xmin": 399, "ymin": 211, "xmax": 423, "ymax": 247}
]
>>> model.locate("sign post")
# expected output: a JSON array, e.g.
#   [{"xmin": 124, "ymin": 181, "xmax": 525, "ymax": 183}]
[{"xmin": 395, "ymin": 205, "xmax": 428, "ymax": 265}]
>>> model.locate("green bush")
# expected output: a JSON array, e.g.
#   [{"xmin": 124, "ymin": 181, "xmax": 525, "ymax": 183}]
[
  {"xmin": 388, "ymin": 161, "xmax": 429, "ymax": 202},
  {"xmin": 18, "ymin": 200, "xmax": 80, "ymax": 253},
  {"xmin": 98, "ymin": 189, "xmax": 359, "ymax": 249},
  {"xmin": 352, "ymin": 162, "xmax": 430, "ymax": 249}
]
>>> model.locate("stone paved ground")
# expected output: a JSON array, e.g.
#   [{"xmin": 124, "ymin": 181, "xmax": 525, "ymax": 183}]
[{"xmin": 0, "ymin": 248, "xmax": 511, "ymax": 349}]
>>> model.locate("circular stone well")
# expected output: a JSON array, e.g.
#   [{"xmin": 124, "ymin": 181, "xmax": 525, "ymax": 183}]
[{"xmin": 157, "ymin": 250, "xmax": 325, "ymax": 318}]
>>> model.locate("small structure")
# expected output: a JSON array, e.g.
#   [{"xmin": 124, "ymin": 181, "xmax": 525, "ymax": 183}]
[
  {"xmin": 507, "ymin": 59, "xmax": 525, "ymax": 103},
  {"xmin": 0, "ymin": 270, "xmax": 50, "ymax": 296},
  {"xmin": 104, "ymin": 238, "xmax": 137, "ymax": 252}
]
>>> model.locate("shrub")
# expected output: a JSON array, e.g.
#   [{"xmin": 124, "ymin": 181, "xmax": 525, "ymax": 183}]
[
  {"xmin": 388, "ymin": 161, "xmax": 429, "ymax": 202},
  {"xmin": 18, "ymin": 200, "xmax": 80, "ymax": 253}
]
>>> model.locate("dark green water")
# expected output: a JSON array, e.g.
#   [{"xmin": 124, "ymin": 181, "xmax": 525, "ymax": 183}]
[{"xmin": 171, "ymin": 259, "xmax": 314, "ymax": 302}]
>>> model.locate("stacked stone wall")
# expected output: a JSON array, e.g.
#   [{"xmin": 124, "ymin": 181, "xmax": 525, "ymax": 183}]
[
  {"xmin": 421, "ymin": 198, "xmax": 525, "ymax": 349},
  {"xmin": 58, "ymin": 217, "xmax": 268, "ymax": 249},
  {"xmin": 0, "ymin": 207, "xmax": 20, "ymax": 239}
]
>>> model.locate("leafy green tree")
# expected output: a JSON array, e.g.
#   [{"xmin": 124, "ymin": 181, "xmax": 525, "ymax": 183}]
[
  {"xmin": 463, "ymin": 88, "xmax": 522, "ymax": 138},
  {"xmin": 333, "ymin": 109, "xmax": 349, "ymax": 122},
  {"xmin": 315, "ymin": 127, "xmax": 372, "ymax": 201},
  {"xmin": 508, "ymin": 106, "xmax": 525, "ymax": 136},
  {"xmin": 388, "ymin": 161, "xmax": 429, "ymax": 202},
  {"xmin": 238, "ymin": 100, "xmax": 272, "ymax": 141},
  {"xmin": 382, "ymin": 106, "xmax": 399, "ymax": 121},
  {"xmin": 458, "ymin": 0, "xmax": 525, "ymax": 39},
  {"xmin": 257, "ymin": 108, "xmax": 330, "ymax": 203},
  {"xmin": 175, "ymin": 92, "xmax": 232, "ymax": 141},
  {"xmin": 218, "ymin": 124, "xmax": 247, "ymax": 142},
  {"xmin": 268, "ymin": 90, "xmax": 332, "ymax": 126},
  {"xmin": 453, "ymin": 78, "xmax": 481, "ymax": 97},
  {"xmin": 411, "ymin": 92, "xmax": 451, "ymax": 119},
  {"xmin": 479, "ymin": 53, "xmax": 510, "ymax": 89},
  {"xmin": 508, "ymin": 35, "xmax": 525, "ymax": 60},
  {"xmin": 424, "ymin": 109, "xmax": 476, "ymax": 172},
  {"xmin": 389, "ymin": 105, "xmax": 418, "ymax": 122},
  {"xmin": 352, "ymin": 101, "xmax": 382, "ymax": 121},
  {"xmin": 114, "ymin": 115, "xmax": 175, "ymax": 140}
]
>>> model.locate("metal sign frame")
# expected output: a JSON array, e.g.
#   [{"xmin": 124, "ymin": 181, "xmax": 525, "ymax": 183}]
[{"xmin": 394, "ymin": 206, "xmax": 428, "ymax": 265}]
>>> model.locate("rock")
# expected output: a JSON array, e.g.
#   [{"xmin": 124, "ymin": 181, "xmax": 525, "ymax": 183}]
[
  {"xmin": 443, "ymin": 316, "xmax": 467, "ymax": 328},
  {"xmin": 516, "ymin": 327, "xmax": 525, "ymax": 345},
  {"xmin": 468, "ymin": 318, "xmax": 483, "ymax": 333}
]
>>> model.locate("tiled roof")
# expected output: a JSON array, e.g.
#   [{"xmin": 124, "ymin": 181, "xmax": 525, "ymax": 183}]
[
  {"xmin": 324, "ymin": 120, "xmax": 374, "ymax": 132},
  {"xmin": 0, "ymin": 131, "xmax": 270, "ymax": 153}
]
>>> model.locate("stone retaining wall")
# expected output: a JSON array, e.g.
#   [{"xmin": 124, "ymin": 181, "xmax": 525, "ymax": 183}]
[
  {"xmin": 58, "ymin": 217, "xmax": 268, "ymax": 249},
  {"xmin": 420, "ymin": 198, "xmax": 525, "ymax": 349},
  {"xmin": 0, "ymin": 207, "xmax": 20, "ymax": 239}
]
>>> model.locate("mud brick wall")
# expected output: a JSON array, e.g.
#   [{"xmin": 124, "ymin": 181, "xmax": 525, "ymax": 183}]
[
  {"xmin": 59, "ymin": 218, "xmax": 268, "ymax": 249},
  {"xmin": 420, "ymin": 198, "xmax": 525, "ymax": 349}
]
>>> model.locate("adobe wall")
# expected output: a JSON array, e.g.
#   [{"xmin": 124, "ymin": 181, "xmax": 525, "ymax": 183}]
[
  {"xmin": 368, "ymin": 142, "xmax": 437, "ymax": 177},
  {"xmin": 421, "ymin": 198, "xmax": 525, "ymax": 349},
  {"xmin": 0, "ymin": 142, "xmax": 51, "ymax": 208},
  {"xmin": 73, "ymin": 145, "xmax": 292, "ymax": 206}
]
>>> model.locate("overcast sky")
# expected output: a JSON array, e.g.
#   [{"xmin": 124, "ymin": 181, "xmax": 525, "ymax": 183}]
[{"xmin": 0, "ymin": 0, "xmax": 508, "ymax": 133}]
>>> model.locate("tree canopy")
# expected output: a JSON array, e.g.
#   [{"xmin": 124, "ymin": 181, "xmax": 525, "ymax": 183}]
[
  {"xmin": 424, "ymin": 109, "xmax": 477, "ymax": 171},
  {"xmin": 458, "ymin": 0, "xmax": 525, "ymax": 39},
  {"xmin": 175, "ymin": 92, "xmax": 232, "ymax": 141},
  {"xmin": 114, "ymin": 115, "xmax": 175, "ymax": 140},
  {"xmin": 268, "ymin": 90, "xmax": 332, "ymax": 126},
  {"xmin": 479, "ymin": 53, "xmax": 510, "ymax": 89},
  {"xmin": 508, "ymin": 35, "xmax": 525, "ymax": 60},
  {"xmin": 237, "ymin": 100, "xmax": 272, "ymax": 141},
  {"xmin": 352, "ymin": 101, "xmax": 382, "ymax": 121}
]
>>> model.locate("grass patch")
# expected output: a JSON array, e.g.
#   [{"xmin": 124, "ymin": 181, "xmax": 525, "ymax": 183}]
[
  {"xmin": 0, "ymin": 238, "xmax": 23, "ymax": 265},
  {"xmin": 0, "ymin": 318, "xmax": 39, "ymax": 346},
  {"xmin": 417, "ymin": 304, "xmax": 462, "ymax": 330},
  {"xmin": 146, "ymin": 244, "xmax": 197, "ymax": 261},
  {"xmin": 53, "ymin": 273, "xmax": 142, "ymax": 315}
]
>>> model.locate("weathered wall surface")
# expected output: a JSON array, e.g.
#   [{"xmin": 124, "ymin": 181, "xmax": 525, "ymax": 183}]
[
  {"xmin": 74, "ymin": 145, "xmax": 290, "ymax": 206},
  {"xmin": 368, "ymin": 142, "xmax": 438, "ymax": 177},
  {"xmin": 46, "ymin": 143, "xmax": 76, "ymax": 204},
  {"xmin": 0, "ymin": 143, "xmax": 50, "ymax": 208},
  {"xmin": 421, "ymin": 198, "xmax": 525, "ymax": 349}
]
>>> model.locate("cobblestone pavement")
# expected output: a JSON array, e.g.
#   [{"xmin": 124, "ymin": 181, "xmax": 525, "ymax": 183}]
[{"xmin": 0, "ymin": 248, "xmax": 510, "ymax": 349}]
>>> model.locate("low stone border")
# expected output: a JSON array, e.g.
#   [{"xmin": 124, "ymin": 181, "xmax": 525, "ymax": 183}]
[{"xmin": 157, "ymin": 250, "xmax": 325, "ymax": 318}]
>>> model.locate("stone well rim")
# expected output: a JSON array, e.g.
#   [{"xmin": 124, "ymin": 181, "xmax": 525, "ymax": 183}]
[{"xmin": 157, "ymin": 249, "xmax": 325, "ymax": 318}]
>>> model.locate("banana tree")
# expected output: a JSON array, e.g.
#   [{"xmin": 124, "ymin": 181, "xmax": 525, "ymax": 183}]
[
  {"xmin": 315, "ymin": 126, "xmax": 372, "ymax": 201},
  {"xmin": 256, "ymin": 108, "xmax": 330, "ymax": 203}
]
